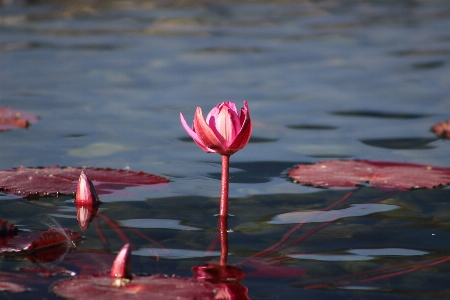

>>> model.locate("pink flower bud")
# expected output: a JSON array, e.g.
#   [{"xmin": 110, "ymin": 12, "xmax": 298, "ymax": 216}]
[
  {"xmin": 110, "ymin": 243, "xmax": 132, "ymax": 280},
  {"xmin": 75, "ymin": 170, "xmax": 100, "ymax": 205}
]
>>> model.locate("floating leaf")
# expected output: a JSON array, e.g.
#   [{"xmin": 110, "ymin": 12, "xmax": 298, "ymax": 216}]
[
  {"xmin": 431, "ymin": 120, "xmax": 450, "ymax": 139},
  {"xmin": 52, "ymin": 244, "xmax": 215, "ymax": 299},
  {"xmin": 288, "ymin": 160, "xmax": 450, "ymax": 190},
  {"xmin": 52, "ymin": 274, "xmax": 215, "ymax": 300},
  {"xmin": 0, "ymin": 166, "xmax": 169, "ymax": 198},
  {"xmin": 0, "ymin": 107, "xmax": 39, "ymax": 131},
  {"xmin": 0, "ymin": 227, "xmax": 81, "ymax": 254}
]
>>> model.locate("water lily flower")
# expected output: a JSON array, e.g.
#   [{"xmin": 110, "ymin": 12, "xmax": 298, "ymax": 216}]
[
  {"xmin": 180, "ymin": 101, "xmax": 252, "ymax": 218},
  {"xmin": 180, "ymin": 101, "xmax": 252, "ymax": 156}
]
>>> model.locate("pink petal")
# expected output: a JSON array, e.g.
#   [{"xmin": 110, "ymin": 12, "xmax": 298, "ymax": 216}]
[
  {"xmin": 180, "ymin": 112, "xmax": 215, "ymax": 153},
  {"xmin": 239, "ymin": 101, "xmax": 249, "ymax": 125},
  {"xmin": 205, "ymin": 105, "xmax": 220, "ymax": 124},
  {"xmin": 224, "ymin": 101, "xmax": 238, "ymax": 114},
  {"xmin": 204, "ymin": 105, "xmax": 227, "ymax": 146},
  {"xmin": 228, "ymin": 103, "xmax": 252, "ymax": 153},
  {"xmin": 193, "ymin": 107, "xmax": 227, "ymax": 154},
  {"xmin": 215, "ymin": 105, "xmax": 238, "ymax": 145}
]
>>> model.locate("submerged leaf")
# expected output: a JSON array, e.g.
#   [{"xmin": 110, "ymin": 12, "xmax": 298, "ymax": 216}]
[
  {"xmin": 288, "ymin": 160, "xmax": 450, "ymax": 190},
  {"xmin": 0, "ymin": 166, "xmax": 169, "ymax": 198},
  {"xmin": 0, "ymin": 107, "xmax": 39, "ymax": 131}
]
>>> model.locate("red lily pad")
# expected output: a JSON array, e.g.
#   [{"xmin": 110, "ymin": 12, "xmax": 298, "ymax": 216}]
[
  {"xmin": 431, "ymin": 120, "xmax": 450, "ymax": 138},
  {"xmin": 0, "ymin": 166, "xmax": 169, "ymax": 198},
  {"xmin": 0, "ymin": 227, "xmax": 81, "ymax": 254},
  {"xmin": 51, "ymin": 274, "xmax": 216, "ymax": 300},
  {"xmin": 0, "ymin": 107, "xmax": 39, "ymax": 131},
  {"xmin": 288, "ymin": 160, "xmax": 450, "ymax": 190}
]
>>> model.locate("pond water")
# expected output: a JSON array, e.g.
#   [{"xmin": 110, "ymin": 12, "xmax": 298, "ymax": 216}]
[{"xmin": 1, "ymin": 0, "xmax": 450, "ymax": 299}]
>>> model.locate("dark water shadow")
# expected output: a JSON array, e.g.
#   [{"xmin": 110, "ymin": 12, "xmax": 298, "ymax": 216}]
[
  {"xmin": 207, "ymin": 161, "xmax": 300, "ymax": 184},
  {"xmin": 360, "ymin": 138, "xmax": 438, "ymax": 149},
  {"xmin": 331, "ymin": 110, "xmax": 430, "ymax": 119},
  {"xmin": 0, "ymin": 41, "xmax": 125, "ymax": 52},
  {"xmin": 411, "ymin": 60, "xmax": 445, "ymax": 70},
  {"xmin": 286, "ymin": 124, "xmax": 337, "ymax": 130}
]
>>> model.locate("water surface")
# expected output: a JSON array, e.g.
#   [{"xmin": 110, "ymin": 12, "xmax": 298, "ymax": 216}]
[{"xmin": 1, "ymin": 0, "xmax": 450, "ymax": 299}]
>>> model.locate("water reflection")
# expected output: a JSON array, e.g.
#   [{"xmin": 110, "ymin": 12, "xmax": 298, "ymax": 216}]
[
  {"xmin": 192, "ymin": 215, "xmax": 250, "ymax": 300},
  {"xmin": 76, "ymin": 202, "xmax": 99, "ymax": 231},
  {"xmin": 269, "ymin": 203, "xmax": 399, "ymax": 224}
]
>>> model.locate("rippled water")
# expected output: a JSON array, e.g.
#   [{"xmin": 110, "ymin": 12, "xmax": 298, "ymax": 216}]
[{"xmin": 1, "ymin": 0, "xmax": 450, "ymax": 299}]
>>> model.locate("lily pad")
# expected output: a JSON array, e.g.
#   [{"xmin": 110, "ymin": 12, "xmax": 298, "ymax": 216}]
[
  {"xmin": 0, "ymin": 227, "xmax": 82, "ymax": 254},
  {"xmin": 288, "ymin": 160, "xmax": 450, "ymax": 190},
  {"xmin": 0, "ymin": 107, "xmax": 39, "ymax": 131},
  {"xmin": 0, "ymin": 166, "xmax": 169, "ymax": 198},
  {"xmin": 51, "ymin": 274, "xmax": 215, "ymax": 300}
]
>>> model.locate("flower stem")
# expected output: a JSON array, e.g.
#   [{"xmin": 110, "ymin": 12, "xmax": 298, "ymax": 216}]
[
  {"xmin": 219, "ymin": 215, "xmax": 228, "ymax": 266},
  {"xmin": 220, "ymin": 155, "xmax": 230, "ymax": 217}
]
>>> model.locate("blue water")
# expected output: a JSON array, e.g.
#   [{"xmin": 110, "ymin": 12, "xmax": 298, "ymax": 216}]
[{"xmin": 1, "ymin": 1, "xmax": 450, "ymax": 299}]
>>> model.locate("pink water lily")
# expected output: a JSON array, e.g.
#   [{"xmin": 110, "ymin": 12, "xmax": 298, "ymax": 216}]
[
  {"xmin": 180, "ymin": 101, "xmax": 252, "ymax": 156},
  {"xmin": 181, "ymin": 101, "xmax": 252, "ymax": 217}
]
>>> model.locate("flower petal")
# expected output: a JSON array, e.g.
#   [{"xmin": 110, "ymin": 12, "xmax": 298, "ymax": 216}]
[
  {"xmin": 228, "ymin": 102, "xmax": 252, "ymax": 152},
  {"xmin": 215, "ymin": 105, "xmax": 240, "ymax": 146},
  {"xmin": 180, "ymin": 112, "xmax": 215, "ymax": 153},
  {"xmin": 193, "ymin": 107, "xmax": 227, "ymax": 154},
  {"xmin": 224, "ymin": 101, "xmax": 238, "ymax": 114},
  {"xmin": 205, "ymin": 104, "xmax": 220, "ymax": 124}
]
